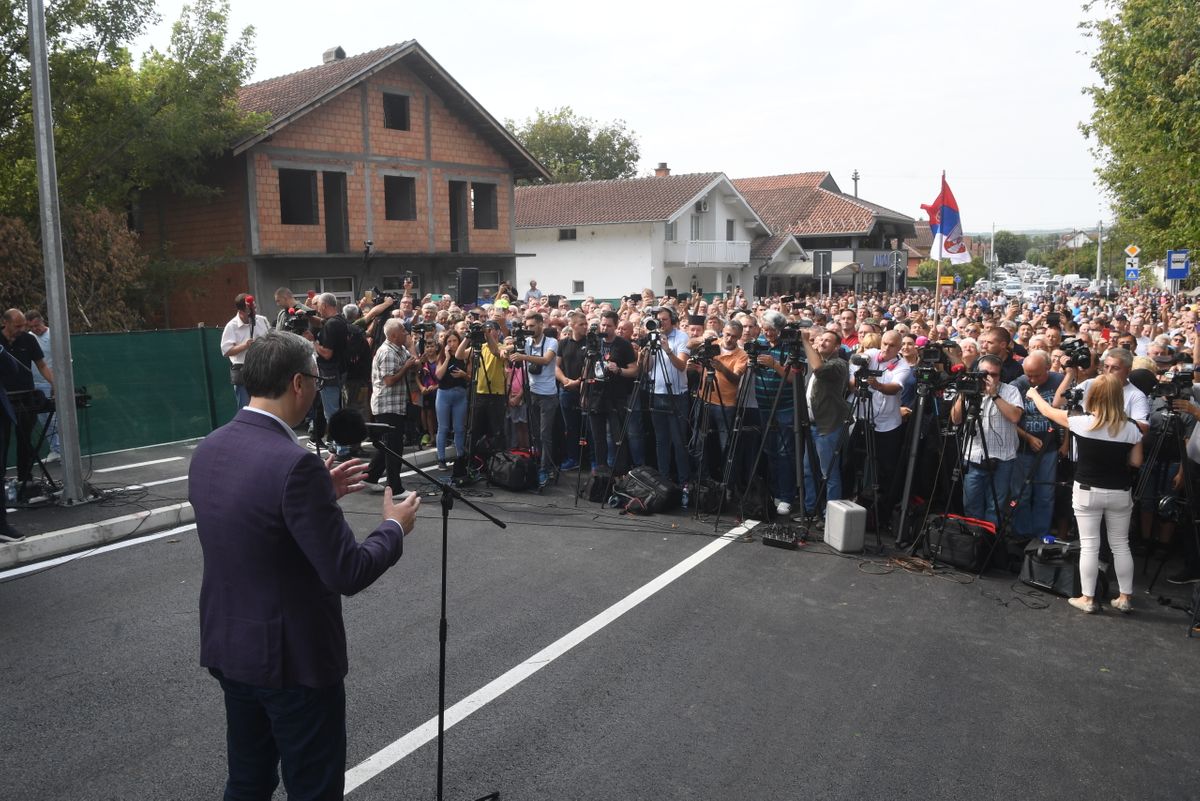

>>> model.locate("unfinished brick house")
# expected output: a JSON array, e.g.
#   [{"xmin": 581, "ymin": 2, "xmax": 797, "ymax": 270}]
[{"xmin": 140, "ymin": 41, "xmax": 548, "ymax": 327}]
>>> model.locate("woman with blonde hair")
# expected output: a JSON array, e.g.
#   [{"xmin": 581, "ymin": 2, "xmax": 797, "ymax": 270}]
[{"xmin": 1026, "ymin": 374, "xmax": 1143, "ymax": 613}]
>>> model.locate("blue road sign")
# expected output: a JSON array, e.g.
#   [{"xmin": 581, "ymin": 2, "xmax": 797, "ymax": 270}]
[
  {"xmin": 1125, "ymin": 268, "xmax": 1139, "ymax": 281},
  {"xmin": 1166, "ymin": 249, "xmax": 1191, "ymax": 280},
  {"xmin": 954, "ymin": 274, "xmax": 961, "ymax": 284}
]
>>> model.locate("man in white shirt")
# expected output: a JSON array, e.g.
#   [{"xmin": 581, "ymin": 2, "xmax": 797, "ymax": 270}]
[
  {"xmin": 645, "ymin": 307, "xmax": 692, "ymax": 490},
  {"xmin": 950, "ymin": 354, "xmax": 1023, "ymax": 527},
  {"xmin": 220, "ymin": 293, "xmax": 271, "ymax": 410},
  {"xmin": 850, "ymin": 330, "xmax": 912, "ymax": 528},
  {"xmin": 1064, "ymin": 347, "xmax": 1150, "ymax": 432}
]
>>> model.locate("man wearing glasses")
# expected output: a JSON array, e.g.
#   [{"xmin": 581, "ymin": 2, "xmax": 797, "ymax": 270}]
[
  {"xmin": 190, "ymin": 330, "xmax": 420, "ymax": 801},
  {"xmin": 1068, "ymin": 347, "xmax": 1150, "ymax": 433},
  {"xmin": 949, "ymin": 353, "xmax": 1023, "ymax": 527}
]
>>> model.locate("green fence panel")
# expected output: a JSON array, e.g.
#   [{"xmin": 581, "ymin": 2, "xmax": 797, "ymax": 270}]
[{"xmin": 5, "ymin": 328, "xmax": 237, "ymax": 468}]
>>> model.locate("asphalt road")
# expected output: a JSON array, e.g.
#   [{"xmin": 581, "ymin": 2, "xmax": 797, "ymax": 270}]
[{"xmin": 2, "ymin": 464, "xmax": 1199, "ymax": 800}]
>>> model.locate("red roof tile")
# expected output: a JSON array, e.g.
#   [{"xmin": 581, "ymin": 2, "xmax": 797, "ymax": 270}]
[
  {"xmin": 238, "ymin": 43, "xmax": 408, "ymax": 118},
  {"xmin": 733, "ymin": 173, "xmax": 914, "ymax": 237},
  {"xmin": 515, "ymin": 173, "xmax": 723, "ymax": 228}
]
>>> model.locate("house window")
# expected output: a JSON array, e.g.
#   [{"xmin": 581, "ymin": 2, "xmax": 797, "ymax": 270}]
[
  {"xmin": 726, "ymin": 219, "xmax": 735, "ymax": 241},
  {"xmin": 665, "ymin": 221, "xmax": 675, "ymax": 241},
  {"xmin": 690, "ymin": 214, "xmax": 701, "ymax": 240},
  {"xmin": 558, "ymin": 228, "xmax": 577, "ymax": 241},
  {"xmin": 572, "ymin": 280, "xmax": 585, "ymax": 294},
  {"xmin": 382, "ymin": 93, "xmax": 410, "ymax": 131},
  {"xmin": 288, "ymin": 276, "xmax": 354, "ymax": 307},
  {"xmin": 279, "ymin": 169, "xmax": 319, "ymax": 225},
  {"xmin": 664, "ymin": 276, "xmax": 674, "ymax": 288},
  {"xmin": 471, "ymin": 182, "xmax": 498, "ymax": 229},
  {"xmin": 384, "ymin": 175, "xmax": 417, "ymax": 220}
]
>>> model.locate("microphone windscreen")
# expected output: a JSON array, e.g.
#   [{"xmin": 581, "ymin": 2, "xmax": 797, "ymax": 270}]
[
  {"xmin": 328, "ymin": 408, "xmax": 368, "ymax": 446},
  {"xmin": 950, "ymin": 363, "xmax": 966, "ymax": 374}
]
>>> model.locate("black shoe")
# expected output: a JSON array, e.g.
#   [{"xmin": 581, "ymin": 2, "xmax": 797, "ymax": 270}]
[
  {"xmin": 1167, "ymin": 570, "xmax": 1200, "ymax": 585},
  {"xmin": 0, "ymin": 526, "xmax": 26, "ymax": 543}
]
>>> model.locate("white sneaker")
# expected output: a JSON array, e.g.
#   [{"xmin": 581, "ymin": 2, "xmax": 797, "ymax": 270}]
[
  {"xmin": 363, "ymin": 481, "xmax": 385, "ymax": 494},
  {"xmin": 776, "ymin": 501, "xmax": 792, "ymax": 515},
  {"xmin": 43, "ymin": 452, "xmax": 60, "ymax": 464}
]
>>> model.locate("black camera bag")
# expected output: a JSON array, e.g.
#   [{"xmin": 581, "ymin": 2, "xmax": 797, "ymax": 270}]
[
  {"xmin": 581, "ymin": 466, "xmax": 614, "ymax": 503},
  {"xmin": 1018, "ymin": 538, "xmax": 1108, "ymax": 599},
  {"xmin": 487, "ymin": 449, "xmax": 538, "ymax": 491},
  {"xmin": 613, "ymin": 466, "xmax": 681, "ymax": 514},
  {"xmin": 921, "ymin": 514, "xmax": 995, "ymax": 572}
]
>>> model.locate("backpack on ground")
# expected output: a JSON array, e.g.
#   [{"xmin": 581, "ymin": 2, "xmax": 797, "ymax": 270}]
[
  {"xmin": 581, "ymin": 466, "xmax": 614, "ymax": 504},
  {"xmin": 613, "ymin": 466, "xmax": 682, "ymax": 515},
  {"xmin": 487, "ymin": 449, "xmax": 538, "ymax": 491}
]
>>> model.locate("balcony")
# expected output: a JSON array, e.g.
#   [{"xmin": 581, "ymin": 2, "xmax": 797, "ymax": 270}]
[{"xmin": 664, "ymin": 239, "xmax": 751, "ymax": 266}]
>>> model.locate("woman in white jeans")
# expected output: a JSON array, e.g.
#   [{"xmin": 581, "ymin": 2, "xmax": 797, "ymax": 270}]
[{"xmin": 1027, "ymin": 374, "xmax": 1143, "ymax": 613}]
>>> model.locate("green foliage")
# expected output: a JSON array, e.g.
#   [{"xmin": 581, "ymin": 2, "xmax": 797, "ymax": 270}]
[
  {"xmin": 0, "ymin": 0, "xmax": 264, "ymax": 217},
  {"xmin": 992, "ymin": 230, "xmax": 1031, "ymax": 265},
  {"xmin": 1082, "ymin": 0, "xmax": 1200, "ymax": 281},
  {"xmin": 507, "ymin": 106, "xmax": 640, "ymax": 183}
]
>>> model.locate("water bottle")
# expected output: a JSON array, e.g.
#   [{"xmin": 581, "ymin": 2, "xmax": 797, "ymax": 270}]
[{"xmin": 5, "ymin": 478, "xmax": 16, "ymax": 505}]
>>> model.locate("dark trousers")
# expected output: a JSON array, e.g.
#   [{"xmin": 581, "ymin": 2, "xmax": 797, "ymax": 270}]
[
  {"xmin": 214, "ymin": 671, "xmax": 346, "ymax": 801},
  {"xmin": 874, "ymin": 425, "xmax": 906, "ymax": 524},
  {"xmin": 0, "ymin": 406, "xmax": 36, "ymax": 482},
  {"xmin": 366, "ymin": 412, "xmax": 406, "ymax": 492},
  {"xmin": 589, "ymin": 402, "xmax": 631, "ymax": 475},
  {"xmin": 471, "ymin": 392, "xmax": 506, "ymax": 454}
]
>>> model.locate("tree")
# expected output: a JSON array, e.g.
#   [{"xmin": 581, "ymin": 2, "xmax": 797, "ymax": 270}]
[
  {"xmin": 1082, "ymin": 0, "xmax": 1200, "ymax": 280},
  {"xmin": 507, "ymin": 106, "xmax": 640, "ymax": 183},
  {"xmin": 992, "ymin": 230, "xmax": 1031, "ymax": 265}
]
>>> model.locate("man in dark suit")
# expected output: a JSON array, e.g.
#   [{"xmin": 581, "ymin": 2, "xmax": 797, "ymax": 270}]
[
  {"xmin": 189, "ymin": 330, "xmax": 420, "ymax": 801},
  {"xmin": 0, "ymin": 335, "xmax": 20, "ymax": 541}
]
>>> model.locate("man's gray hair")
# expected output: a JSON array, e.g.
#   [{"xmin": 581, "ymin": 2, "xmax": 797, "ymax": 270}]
[
  {"xmin": 760, "ymin": 310, "xmax": 787, "ymax": 331},
  {"xmin": 1102, "ymin": 347, "xmax": 1134, "ymax": 369},
  {"xmin": 383, "ymin": 318, "xmax": 406, "ymax": 337},
  {"xmin": 242, "ymin": 331, "xmax": 315, "ymax": 400},
  {"xmin": 317, "ymin": 292, "xmax": 337, "ymax": 309},
  {"xmin": 343, "ymin": 303, "xmax": 361, "ymax": 321}
]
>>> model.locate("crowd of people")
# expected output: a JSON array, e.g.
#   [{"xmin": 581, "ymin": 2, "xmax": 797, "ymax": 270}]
[{"xmin": 219, "ymin": 276, "xmax": 1200, "ymax": 615}]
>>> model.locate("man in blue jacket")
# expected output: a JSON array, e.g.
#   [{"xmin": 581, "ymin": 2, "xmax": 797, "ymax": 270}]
[{"xmin": 189, "ymin": 330, "xmax": 420, "ymax": 800}]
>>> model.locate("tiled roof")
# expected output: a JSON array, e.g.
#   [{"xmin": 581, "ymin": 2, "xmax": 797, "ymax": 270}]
[
  {"xmin": 234, "ymin": 42, "xmax": 549, "ymax": 180},
  {"xmin": 750, "ymin": 232, "xmax": 800, "ymax": 260},
  {"xmin": 515, "ymin": 173, "xmax": 723, "ymax": 228},
  {"xmin": 733, "ymin": 173, "xmax": 914, "ymax": 237}
]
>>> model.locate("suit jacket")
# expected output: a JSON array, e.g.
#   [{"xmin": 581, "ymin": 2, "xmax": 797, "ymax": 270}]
[{"xmin": 189, "ymin": 409, "xmax": 404, "ymax": 688}]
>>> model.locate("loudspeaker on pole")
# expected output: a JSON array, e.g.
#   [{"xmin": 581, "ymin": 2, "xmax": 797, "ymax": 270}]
[{"xmin": 457, "ymin": 267, "xmax": 479, "ymax": 305}]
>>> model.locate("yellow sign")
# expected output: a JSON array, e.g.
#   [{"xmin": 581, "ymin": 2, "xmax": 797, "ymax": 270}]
[
  {"xmin": 938, "ymin": 275, "xmax": 954, "ymax": 285},
  {"xmin": 1124, "ymin": 244, "xmax": 1140, "ymax": 258}
]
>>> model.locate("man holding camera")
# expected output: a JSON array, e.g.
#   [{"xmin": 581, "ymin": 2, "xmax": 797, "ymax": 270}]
[
  {"xmin": 697, "ymin": 321, "xmax": 748, "ymax": 480},
  {"xmin": 753, "ymin": 311, "xmax": 798, "ymax": 515},
  {"xmin": 588, "ymin": 310, "xmax": 638, "ymax": 475},
  {"xmin": 1069, "ymin": 347, "xmax": 1150, "ymax": 432},
  {"xmin": 509, "ymin": 311, "xmax": 559, "ymax": 485},
  {"xmin": 556, "ymin": 311, "xmax": 589, "ymax": 471},
  {"xmin": 949, "ymin": 353, "xmax": 1023, "ymax": 527},
  {"xmin": 850, "ymin": 330, "xmax": 911, "ymax": 527},
  {"xmin": 221, "ymin": 293, "xmax": 270, "ymax": 410},
  {"xmin": 646, "ymin": 307, "xmax": 692, "ymax": 492},
  {"xmin": 800, "ymin": 328, "xmax": 849, "ymax": 517},
  {"xmin": 1009, "ymin": 350, "xmax": 1066, "ymax": 539},
  {"xmin": 302, "ymin": 293, "xmax": 350, "ymax": 453}
]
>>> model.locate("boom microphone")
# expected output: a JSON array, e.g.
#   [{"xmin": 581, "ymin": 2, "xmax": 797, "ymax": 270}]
[{"xmin": 328, "ymin": 408, "xmax": 395, "ymax": 447}]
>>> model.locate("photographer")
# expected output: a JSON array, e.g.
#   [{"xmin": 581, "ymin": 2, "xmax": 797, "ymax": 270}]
[
  {"xmin": 509, "ymin": 312, "xmax": 559, "ymax": 484},
  {"xmin": 800, "ymin": 328, "xmax": 849, "ymax": 517},
  {"xmin": 303, "ymin": 293, "xmax": 350, "ymax": 453},
  {"xmin": 1009, "ymin": 351, "xmax": 1066, "ymax": 539},
  {"xmin": 455, "ymin": 320, "xmax": 508, "ymax": 454},
  {"xmin": 646, "ymin": 307, "xmax": 693, "ymax": 491},
  {"xmin": 1169, "ymin": 401, "xmax": 1200, "ymax": 585},
  {"xmin": 949, "ymin": 354, "xmax": 1023, "ymax": 528},
  {"xmin": 697, "ymin": 321, "xmax": 748, "ymax": 479},
  {"xmin": 555, "ymin": 311, "xmax": 589, "ymax": 472},
  {"xmin": 1136, "ymin": 365, "xmax": 1200, "ymax": 556},
  {"xmin": 588, "ymin": 310, "xmax": 638, "ymax": 475},
  {"xmin": 1070, "ymin": 347, "xmax": 1150, "ymax": 432},
  {"xmin": 1027, "ymin": 374, "xmax": 1143, "ymax": 614},
  {"xmin": 753, "ymin": 311, "xmax": 798, "ymax": 515},
  {"xmin": 220, "ymin": 293, "xmax": 270, "ymax": 410},
  {"xmin": 849, "ymin": 331, "xmax": 911, "ymax": 528}
]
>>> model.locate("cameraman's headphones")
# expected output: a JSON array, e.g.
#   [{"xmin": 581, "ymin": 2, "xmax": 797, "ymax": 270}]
[{"xmin": 656, "ymin": 306, "xmax": 679, "ymax": 324}]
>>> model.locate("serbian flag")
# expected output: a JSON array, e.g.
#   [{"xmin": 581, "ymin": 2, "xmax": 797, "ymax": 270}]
[{"xmin": 921, "ymin": 173, "xmax": 972, "ymax": 265}]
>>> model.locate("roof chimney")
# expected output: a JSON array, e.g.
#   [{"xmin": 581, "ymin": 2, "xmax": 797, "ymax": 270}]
[
  {"xmin": 655, "ymin": 162, "xmax": 670, "ymax": 178},
  {"xmin": 323, "ymin": 46, "xmax": 346, "ymax": 64}
]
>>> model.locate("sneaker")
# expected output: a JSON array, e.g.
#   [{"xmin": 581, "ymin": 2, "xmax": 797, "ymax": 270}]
[
  {"xmin": 1110, "ymin": 597, "xmax": 1133, "ymax": 614},
  {"xmin": 1068, "ymin": 597, "xmax": 1098, "ymax": 614},
  {"xmin": 363, "ymin": 481, "xmax": 385, "ymax": 494},
  {"xmin": 680, "ymin": 483, "xmax": 690, "ymax": 509},
  {"xmin": 0, "ymin": 526, "xmax": 26, "ymax": 543},
  {"xmin": 1167, "ymin": 570, "xmax": 1200, "ymax": 585},
  {"xmin": 436, "ymin": 460, "xmax": 449, "ymax": 471},
  {"xmin": 43, "ymin": 452, "xmax": 60, "ymax": 464},
  {"xmin": 559, "ymin": 458, "xmax": 580, "ymax": 472},
  {"xmin": 776, "ymin": 500, "xmax": 792, "ymax": 515},
  {"xmin": 537, "ymin": 469, "xmax": 549, "ymax": 488},
  {"xmin": 420, "ymin": 434, "xmax": 431, "ymax": 448},
  {"xmin": 306, "ymin": 439, "xmax": 326, "ymax": 451}
]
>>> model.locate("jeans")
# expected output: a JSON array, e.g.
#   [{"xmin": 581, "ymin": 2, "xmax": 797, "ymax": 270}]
[
  {"xmin": 1073, "ymin": 482, "xmax": 1134, "ymax": 596},
  {"xmin": 559, "ymin": 390, "xmax": 587, "ymax": 466},
  {"xmin": 1009, "ymin": 447, "xmax": 1057, "ymax": 539},
  {"xmin": 589, "ymin": 403, "xmax": 630, "ymax": 475},
  {"xmin": 528, "ymin": 393, "xmax": 558, "ymax": 472},
  {"xmin": 234, "ymin": 383, "xmax": 250, "ymax": 410},
  {"xmin": 214, "ymin": 671, "xmax": 346, "ymax": 801},
  {"xmin": 319, "ymin": 382, "xmax": 346, "ymax": 455},
  {"xmin": 803, "ymin": 427, "xmax": 844, "ymax": 514},
  {"xmin": 435, "ymin": 386, "xmax": 467, "ymax": 461},
  {"xmin": 651, "ymin": 392, "xmax": 690, "ymax": 485},
  {"xmin": 365, "ymin": 412, "xmax": 406, "ymax": 492},
  {"xmin": 763, "ymin": 408, "xmax": 796, "ymax": 504},
  {"xmin": 962, "ymin": 458, "xmax": 1015, "ymax": 529}
]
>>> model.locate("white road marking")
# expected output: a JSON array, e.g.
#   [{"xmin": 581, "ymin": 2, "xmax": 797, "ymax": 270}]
[
  {"xmin": 0, "ymin": 524, "xmax": 196, "ymax": 580},
  {"xmin": 123, "ymin": 476, "xmax": 189, "ymax": 490},
  {"xmin": 92, "ymin": 457, "xmax": 184, "ymax": 474},
  {"xmin": 343, "ymin": 520, "xmax": 758, "ymax": 795}
]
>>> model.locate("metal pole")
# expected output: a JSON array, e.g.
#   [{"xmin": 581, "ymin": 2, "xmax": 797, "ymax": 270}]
[
  {"xmin": 29, "ymin": 0, "xmax": 86, "ymax": 504},
  {"xmin": 1095, "ymin": 219, "xmax": 1103, "ymax": 284}
]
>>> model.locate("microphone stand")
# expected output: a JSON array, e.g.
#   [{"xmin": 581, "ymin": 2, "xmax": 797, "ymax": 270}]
[{"xmin": 343, "ymin": 419, "xmax": 505, "ymax": 801}]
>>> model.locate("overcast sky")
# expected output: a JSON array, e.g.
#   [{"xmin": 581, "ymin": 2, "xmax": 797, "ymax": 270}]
[{"xmin": 137, "ymin": 0, "xmax": 1111, "ymax": 234}]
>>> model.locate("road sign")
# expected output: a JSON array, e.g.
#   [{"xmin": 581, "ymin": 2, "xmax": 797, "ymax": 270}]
[
  {"xmin": 938, "ymin": 275, "xmax": 954, "ymax": 285},
  {"xmin": 1166, "ymin": 249, "xmax": 1190, "ymax": 280},
  {"xmin": 954, "ymin": 274, "xmax": 961, "ymax": 285},
  {"xmin": 1124, "ymin": 244, "xmax": 1140, "ymax": 258},
  {"xmin": 1125, "ymin": 256, "xmax": 1139, "ymax": 273},
  {"xmin": 1125, "ymin": 267, "xmax": 1139, "ymax": 281}
]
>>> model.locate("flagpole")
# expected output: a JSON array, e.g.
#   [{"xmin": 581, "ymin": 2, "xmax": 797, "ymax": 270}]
[{"xmin": 932, "ymin": 171, "xmax": 945, "ymax": 299}]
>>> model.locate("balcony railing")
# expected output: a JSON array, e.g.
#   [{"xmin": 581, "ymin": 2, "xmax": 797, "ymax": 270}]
[{"xmin": 664, "ymin": 239, "xmax": 751, "ymax": 266}]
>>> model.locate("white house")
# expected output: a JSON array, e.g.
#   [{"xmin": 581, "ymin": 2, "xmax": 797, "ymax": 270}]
[
  {"xmin": 514, "ymin": 166, "xmax": 913, "ymax": 300},
  {"xmin": 514, "ymin": 166, "xmax": 793, "ymax": 300}
]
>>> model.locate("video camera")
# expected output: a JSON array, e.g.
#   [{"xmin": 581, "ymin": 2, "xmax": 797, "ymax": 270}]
[
  {"xmin": 1060, "ymin": 336, "xmax": 1093, "ymax": 370},
  {"xmin": 691, "ymin": 339, "xmax": 721, "ymax": 365},
  {"xmin": 281, "ymin": 305, "xmax": 318, "ymax": 335},
  {"xmin": 636, "ymin": 317, "xmax": 662, "ymax": 349},
  {"xmin": 509, "ymin": 323, "xmax": 531, "ymax": 354},
  {"xmin": 370, "ymin": 285, "xmax": 402, "ymax": 304},
  {"xmin": 1151, "ymin": 365, "xmax": 1197, "ymax": 400},
  {"xmin": 954, "ymin": 370, "xmax": 988, "ymax": 398},
  {"xmin": 585, "ymin": 322, "xmax": 603, "ymax": 360},
  {"xmin": 850, "ymin": 354, "xmax": 883, "ymax": 380}
]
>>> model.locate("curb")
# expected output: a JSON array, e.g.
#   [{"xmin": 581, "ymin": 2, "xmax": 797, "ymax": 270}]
[{"xmin": 0, "ymin": 445, "xmax": 455, "ymax": 569}]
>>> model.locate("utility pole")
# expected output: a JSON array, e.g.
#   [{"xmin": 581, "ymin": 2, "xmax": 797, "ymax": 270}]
[
  {"xmin": 851, "ymin": 169, "xmax": 860, "ymax": 198},
  {"xmin": 1095, "ymin": 218, "xmax": 1103, "ymax": 284}
]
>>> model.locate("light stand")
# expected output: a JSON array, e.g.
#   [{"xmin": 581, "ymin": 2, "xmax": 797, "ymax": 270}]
[{"xmin": 330, "ymin": 409, "xmax": 505, "ymax": 801}]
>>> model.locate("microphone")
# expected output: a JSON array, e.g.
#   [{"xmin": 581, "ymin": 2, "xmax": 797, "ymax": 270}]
[
  {"xmin": 328, "ymin": 408, "xmax": 368, "ymax": 446},
  {"xmin": 950, "ymin": 363, "xmax": 966, "ymax": 374}
]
